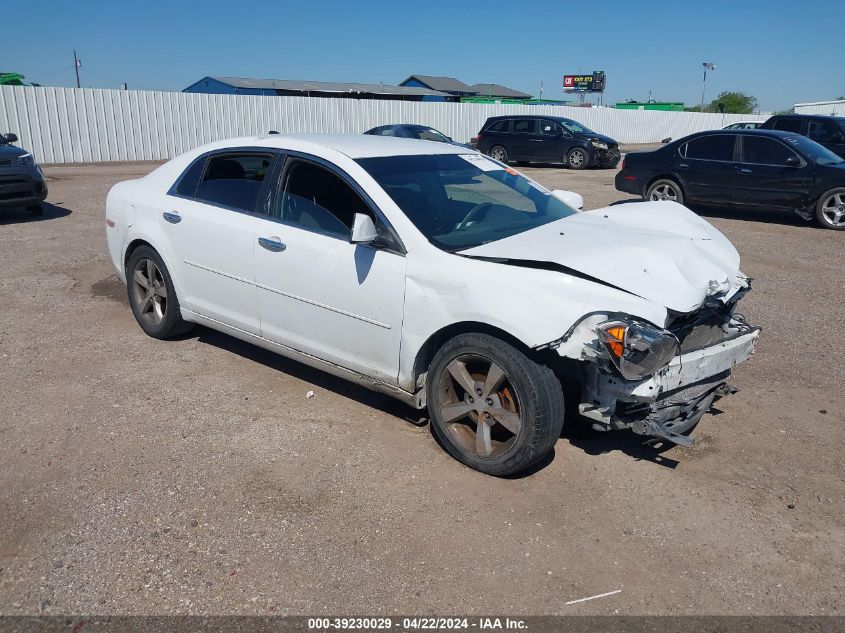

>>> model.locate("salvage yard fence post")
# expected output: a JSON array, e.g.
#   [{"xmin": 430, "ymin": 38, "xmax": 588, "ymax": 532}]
[{"xmin": 1, "ymin": 85, "xmax": 766, "ymax": 165}]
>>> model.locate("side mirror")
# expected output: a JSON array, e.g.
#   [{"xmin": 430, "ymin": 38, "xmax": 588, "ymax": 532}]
[
  {"xmin": 350, "ymin": 213, "xmax": 377, "ymax": 243},
  {"xmin": 551, "ymin": 189, "xmax": 584, "ymax": 210},
  {"xmin": 785, "ymin": 155, "xmax": 801, "ymax": 167},
  {"xmin": 4, "ymin": 132, "xmax": 18, "ymax": 143}
]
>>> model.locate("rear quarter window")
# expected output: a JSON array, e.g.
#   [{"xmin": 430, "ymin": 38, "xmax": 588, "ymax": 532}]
[{"xmin": 486, "ymin": 119, "xmax": 510, "ymax": 133}]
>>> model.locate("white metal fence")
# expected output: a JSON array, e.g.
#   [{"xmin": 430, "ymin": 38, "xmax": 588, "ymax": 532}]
[
  {"xmin": 794, "ymin": 100, "xmax": 845, "ymax": 116},
  {"xmin": 0, "ymin": 85, "xmax": 765, "ymax": 165}
]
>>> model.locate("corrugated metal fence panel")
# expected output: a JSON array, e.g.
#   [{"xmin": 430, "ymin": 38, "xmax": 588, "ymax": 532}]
[
  {"xmin": 794, "ymin": 101, "xmax": 845, "ymax": 116},
  {"xmin": 0, "ymin": 85, "xmax": 766, "ymax": 164}
]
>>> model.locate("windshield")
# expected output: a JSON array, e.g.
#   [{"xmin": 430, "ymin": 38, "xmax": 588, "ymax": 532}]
[
  {"xmin": 783, "ymin": 134, "xmax": 843, "ymax": 165},
  {"xmin": 558, "ymin": 119, "xmax": 595, "ymax": 135},
  {"xmin": 409, "ymin": 127, "xmax": 451, "ymax": 143},
  {"xmin": 357, "ymin": 153, "xmax": 578, "ymax": 251}
]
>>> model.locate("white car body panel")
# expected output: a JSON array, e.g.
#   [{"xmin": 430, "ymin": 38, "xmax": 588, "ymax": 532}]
[{"xmin": 106, "ymin": 133, "xmax": 758, "ymax": 429}]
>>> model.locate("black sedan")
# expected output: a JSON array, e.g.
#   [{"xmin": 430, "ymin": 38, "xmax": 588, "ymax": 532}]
[
  {"xmin": 1, "ymin": 132, "xmax": 47, "ymax": 215},
  {"xmin": 364, "ymin": 124, "xmax": 469, "ymax": 148},
  {"xmin": 615, "ymin": 129, "xmax": 845, "ymax": 230}
]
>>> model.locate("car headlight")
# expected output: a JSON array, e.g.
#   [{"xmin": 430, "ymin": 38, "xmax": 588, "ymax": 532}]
[
  {"xmin": 591, "ymin": 140, "xmax": 608, "ymax": 150},
  {"xmin": 17, "ymin": 153, "xmax": 36, "ymax": 167},
  {"xmin": 597, "ymin": 320, "xmax": 679, "ymax": 381}
]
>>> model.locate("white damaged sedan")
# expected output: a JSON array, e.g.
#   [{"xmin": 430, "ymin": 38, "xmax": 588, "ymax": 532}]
[{"xmin": 106, "ymin": 134, "xmax": 760, "ymax": 476}]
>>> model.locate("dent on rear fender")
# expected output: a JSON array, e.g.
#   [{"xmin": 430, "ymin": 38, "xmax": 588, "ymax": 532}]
[{"xmin": 396, "ymin": 254, "xmax": 668, "ymax": 391}]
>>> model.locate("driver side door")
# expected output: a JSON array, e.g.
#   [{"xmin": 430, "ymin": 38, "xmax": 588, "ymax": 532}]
[{"xmin": 253, "ymin": 155, "xmax": 407, "ymax": 383}]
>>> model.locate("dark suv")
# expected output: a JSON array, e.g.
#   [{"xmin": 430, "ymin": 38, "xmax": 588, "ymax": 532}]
[
  {"xmin": 475, "ymin": 115, "xmax": 620, "ymax": 169},
  {"xmin": 760, "ymin": 114, "xmax": 845, "ymax": 159},
  {"xmin": 1, "ymin": 132, "xmax": 47, "ymax": 214}
]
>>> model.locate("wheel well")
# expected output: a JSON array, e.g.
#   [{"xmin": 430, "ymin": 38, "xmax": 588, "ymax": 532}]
[
  {"xmin": 124, "ymin": 239, "xmax": 155, "ymax": 270},
  {"xmin": 645, "ymin": 174, "xmax": 684, "ymax": 198},
  {"xmin": 411, "ymin": 321, "xmax": 560, "ymax": 390}
]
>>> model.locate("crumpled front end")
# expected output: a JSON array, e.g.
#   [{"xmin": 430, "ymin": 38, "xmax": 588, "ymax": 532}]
[{"xmin": 571, "ymin": 289, "xmax": 761, "ymax": 446}]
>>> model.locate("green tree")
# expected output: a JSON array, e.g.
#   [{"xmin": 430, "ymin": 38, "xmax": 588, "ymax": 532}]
[{"xmin": 685, "ymin": 91, "xmax": 759, "ymax": 114}]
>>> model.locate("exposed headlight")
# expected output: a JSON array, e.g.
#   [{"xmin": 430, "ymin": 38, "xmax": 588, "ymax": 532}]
[
  {"xmin": 597, "ymin": 320, "xmax": 679, "ymax": 381},
  {"xmin": 591, "ymin": 140, "xmax": 608, "ymax": 150},
  {"xmin": 17, "ymin": 153, "xmax": 36, "ymax": 167}
]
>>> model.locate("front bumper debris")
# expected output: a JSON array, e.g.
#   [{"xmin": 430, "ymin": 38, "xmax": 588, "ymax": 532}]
[{"xmin": 579, "ymin": 326, "xmax": 761, "ymax": 445}]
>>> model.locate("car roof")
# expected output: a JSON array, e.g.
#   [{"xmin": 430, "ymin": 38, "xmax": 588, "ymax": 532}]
[{"xmin": 193, "ymin": 133, "xmax": 469, "ymax": 159}]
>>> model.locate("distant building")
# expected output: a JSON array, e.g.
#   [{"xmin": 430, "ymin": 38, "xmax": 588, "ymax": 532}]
[
  {"xmin": 184, "ymin": 76, "xmax": 457, "ymax": 101},
  {"xmin": 615, "ymin": 101, "xmax": 685, "ymax": 112},
  {"xmin": 400, "ymin": 75, "xmax": 532, "ymax": 100}
]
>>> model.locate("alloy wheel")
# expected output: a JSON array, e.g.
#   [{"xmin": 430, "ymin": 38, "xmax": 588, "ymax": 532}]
[
  {"xmin": 131, "ymin": 258, "xmax": 168, "ymax": 326},
  {"xmin": 650, "ymin": 183, "xmax": 679, "ymax": 202},
  {"xmin": 569, "ymin": 150, "xmax": 586, "ymax": 168},
  {"xmin": 490, "ymin": 147, "xmax": 506, "ymax": 162},
  {"xmin": 437, "ymin": 354, "xmax": 523, "ymax": 459},
  {"xmin": 820, "ymin": 192, "xmax": 845, "ymax": 227}
]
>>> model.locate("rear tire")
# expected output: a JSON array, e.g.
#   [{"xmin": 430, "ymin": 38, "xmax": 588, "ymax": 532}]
[
  {"xmin": 646, "ymin": 178, "xmax": 684, "ymax": 205},
  {"xmin": 488, "ymin": 145, "xmax": 509, "ymax": 164},
  {"xmin": 567, "ymin": 147, "xmax": 589, "ymax": 170},
  {"xmin": 815, "ymin": 187, "xmax": 845, "ymax": 230},
  {"xmin": 426, "ymin": 333, "xmax": 564, "ymax": 476},
  {"xmin": 126, "ymin": 245, "xmax": 193, "ymax": 339}
]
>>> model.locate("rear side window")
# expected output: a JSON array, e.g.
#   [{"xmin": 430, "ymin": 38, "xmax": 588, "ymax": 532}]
[
  {"xmin": 175, "ymin": 157, "xmax": 206, "ymax": 197},
  {"xmin": 683, "ymin": 135, "xmax": 736, "ymax": 161},
  {"xmin": 512, "ymin": 119, "xmax": 536, "ymax": 134},
  {"xmin": 486, "ymin": 119, "xmax": 510, "ymax": 133},
  {"xmin": 742, "ymin": 136, "xmax": 799, "ymax": 165},
  {"xmin": 772, "ymin": 118, "xmax": 802, "ymax": 133},
  {"xmin": 195, "ymin": 153, "xmax": 274, "ymax": 212}
]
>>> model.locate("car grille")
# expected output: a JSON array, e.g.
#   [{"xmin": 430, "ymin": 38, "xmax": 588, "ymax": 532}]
[{"xmin": 668, "ymin": 305, "xmax": 733, "ymax": 353}]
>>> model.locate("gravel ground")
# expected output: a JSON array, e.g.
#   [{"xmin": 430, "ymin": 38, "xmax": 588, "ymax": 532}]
[{"xmin": 0, "ymin": 152, "xmax": 842, "ymax": 616}]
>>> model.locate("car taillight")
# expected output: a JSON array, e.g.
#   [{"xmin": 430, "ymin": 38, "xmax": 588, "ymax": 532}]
[
  {"xmin": 476, "ymin": 133, "xmax": 482, "ymax": 142},
  {"xmin": 620, "ymin": 158, "xmax": 625, "ymax": 170}
]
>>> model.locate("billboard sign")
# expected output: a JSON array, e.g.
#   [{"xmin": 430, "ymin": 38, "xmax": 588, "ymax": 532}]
[{"xmin": 563, "ymin": 72, "xmax": 605, "ymax": 93}]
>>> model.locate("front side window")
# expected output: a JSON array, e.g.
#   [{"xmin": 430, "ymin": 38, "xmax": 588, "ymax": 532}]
[
  {"xmin": 357, "ymin": 153, "xmax": 577, "ymax": 252},
  {"xmin": 742, "ymin": 136, "xmax": 799, "ymax": 166},
  {"xmin": 683, "ymin": 135, "xmax": 736, "ymax": 161},
  {"xmin": 195, "ymin": 153, "xmax": 273, "ymax": 212},
  {"xmin": 539, "ymin": 120, "xmax": 562, "ymax": 136},
  {"xmin": 807, "ymin": 120, "xmax": 842, "ymax": 143},
  {"xmin": 558, "ymin": 119, "xmax": 594, "ymax": 135},
  {"xmin": 512, "ymin": 119, "xmax": 536, "ymax": 134},
  {"xmin": 277, "ymin": 160, "xmax": 373, "ymax": 239}
]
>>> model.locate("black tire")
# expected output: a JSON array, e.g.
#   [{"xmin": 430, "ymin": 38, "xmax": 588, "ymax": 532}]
[
  {"xmin": 815, "ymin": 187, "xmax": 845, "ymax": 230},
  {"xmin": 488, "ymin": 145, "xmax": 509, "ymax": 164},
  {"xmin": 125, "ymin": 245, "xmax": 193, "ymax": 339},
  {"xmin": 426, "ymin": 333, "xmax": 564, "ymax": 476},
  {"xmin": 27, "ymin": 204, "xmax": 43, "ymax": 215},
  {"xmin": 646, "ymin": 178, "xmax": 684, "ymax": 205},
  {"xmin": 566, "ymin": 147, "xmax": 589, "ymax": 170}
]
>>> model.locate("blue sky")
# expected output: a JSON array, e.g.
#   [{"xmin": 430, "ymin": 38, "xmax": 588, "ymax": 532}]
[{"xmin": 3, "ymin": 0, "xmax": 843, "ymax": 111}]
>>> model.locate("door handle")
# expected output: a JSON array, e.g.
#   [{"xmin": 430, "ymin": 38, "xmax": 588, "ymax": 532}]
[
  {"xmin": 678, "ymin": 163, "xmax": 690, "ymax": 168},
  {"xmin": 258, "ymin": 236, "xmax": 286, "ymax": 252},
  {"xmin": 528, "ymin": 138, "xmax": 543, "ymax": 142},
  {"xmin": 162, "ymin": 211, "xmax": 181, "ymax": 224},
  {"xmin": 737, "ymin": 167, "xmax": 753, "ymax": 174}
]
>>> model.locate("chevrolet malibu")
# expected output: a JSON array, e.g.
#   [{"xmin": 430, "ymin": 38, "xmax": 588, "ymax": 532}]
[{"xmin": 106, "ymin": 135, "xmax": 760, "ymax": 476}]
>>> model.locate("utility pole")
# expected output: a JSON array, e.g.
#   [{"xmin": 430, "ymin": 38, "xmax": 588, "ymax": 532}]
[
  {"xmin": 73, "ymin": 49, "xmax": 81, "ymax": 88},
  {"xmin": 700, "ymin": 62, "xmax": 716, "ymax": 112},
  {"xmin": 539, "ymin": 81, "xmax": 544, "ymax": 99}
]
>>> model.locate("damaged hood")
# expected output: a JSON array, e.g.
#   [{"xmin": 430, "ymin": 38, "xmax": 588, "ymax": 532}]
[{"xmin": 462, "ymin": 201, "xmax": 743, "ymax": 313}]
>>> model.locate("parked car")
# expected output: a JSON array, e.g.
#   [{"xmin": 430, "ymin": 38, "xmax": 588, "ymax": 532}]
[
  {"xmin": 722, "ymin": 121, "xmax": 764, "ymax": 130},
  {"xmin": 364, "ymin": 124, "xmax": 469, "ymax": 148},
  {"xmin": 615, "ymin": 129, "xmax": 845, "ymax": 229},
  {"xmin": 760, "ymin": 114, "xmax": 845, "ymax": 159},
  {"xmin": 0, "ymin": 132, "xmax": 47, "ymax": 214},
  {"xmin": 475, "ymin": 116, "xmax": 621, "ymax": 169},
  {"xmin": 107, "ymin": 134, "xmax": 759, "ymax": 475}
]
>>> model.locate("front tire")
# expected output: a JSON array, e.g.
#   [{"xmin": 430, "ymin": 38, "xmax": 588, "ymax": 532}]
[
  {"xmin": 816, "ymin": 187, "xmax": 845, "ymax": 230},
  {"xmin": 426, "ymin": 333, "xmax": 564, "ymax": 476},
  {"xmin": 646, "ymin": 178, "xmax": 684, "ymax": 205},
  {"xmin": 126, "ymin": 245, "xmax": 193, "ymax": 339},
  {"xmin": 567, "ymin": 148, "xmax": 589, "ymax": 170},
  {"xmin": 488, "ymin": 145, "xmax": 509, "ymax": 164}
]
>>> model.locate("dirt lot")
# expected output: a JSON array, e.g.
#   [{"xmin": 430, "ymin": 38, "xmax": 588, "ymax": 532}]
[{"xmin": 0, "ymin": 152, "xmax": 843, "ymax": 616}]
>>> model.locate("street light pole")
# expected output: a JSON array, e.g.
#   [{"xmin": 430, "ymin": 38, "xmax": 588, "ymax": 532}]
[{"xmin": 700, "ymin": 62, "xmax": 716, "ymax": 112}]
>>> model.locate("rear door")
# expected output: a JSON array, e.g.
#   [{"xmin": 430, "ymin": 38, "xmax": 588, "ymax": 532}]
[
  {"xmin": 733, "ymin": 135, "xmax": 813, "ymax": 210},
  {"xmin": 160, "ymin": 149, "xmax": 278, "ymax": 334},
  {"xmin": 677, "ymin": 134, "xmax": 738, "ymax": 204},
  {"xmin": 509, "ymin": 118, "xmax": 539, "ymax": 160}
]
